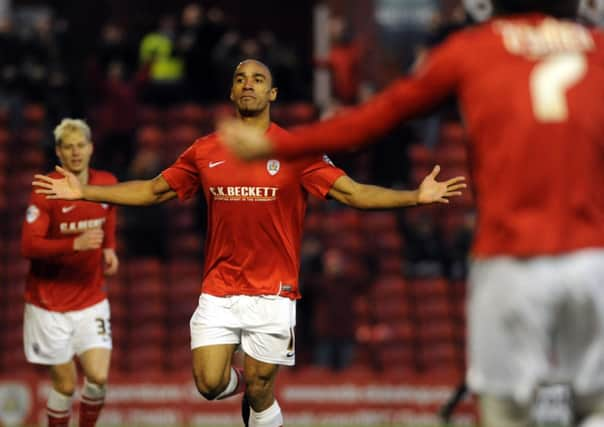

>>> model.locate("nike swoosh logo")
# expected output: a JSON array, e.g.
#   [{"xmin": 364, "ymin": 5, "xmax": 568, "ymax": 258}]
[
  {"xmin": 62, "ymin": 205, "xmax": 76, "ymax": 213},
  {"xmin": 209, "ymin": 161, "xmax": 226, "ymax": 168}
]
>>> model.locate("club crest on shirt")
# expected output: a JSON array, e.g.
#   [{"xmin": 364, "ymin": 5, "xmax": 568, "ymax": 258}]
[
  {"xmin": 25, "ymin": 205, "xmax": 40, "ymax": 224},
  {"xmin": 266, "ymin": 159, "xmax": 280, "ymax": 176}
]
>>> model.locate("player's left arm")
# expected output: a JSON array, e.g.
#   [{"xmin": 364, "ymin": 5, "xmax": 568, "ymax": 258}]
[
  {"xmin": 220, "ymin": 34, "xmax": 464, "ymax": 160},
  {"xmin": 328, "ymin": 165, "xmax": 466, "ymax": 209}
]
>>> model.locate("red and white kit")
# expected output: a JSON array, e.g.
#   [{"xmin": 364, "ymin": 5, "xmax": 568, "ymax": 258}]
[
  {"xmin": 163, "ymin": 123, "xmax": 344, "ymax": 365},
  {"xmin": 22, "ymin": 169, "xmax": 117, "ymax": 364}
]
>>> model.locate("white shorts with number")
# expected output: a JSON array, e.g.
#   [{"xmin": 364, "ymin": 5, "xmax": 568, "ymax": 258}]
[
  {"xmin": 190, "ymin": 293, "xmax": 297, "ymax": 366},
  {"xmin": 23, "ymin": 299, "xmax": 112, "ymax": 365},
  {"xmin": 467, "ymin": 249, "xmax": 604, "ymax": 403}
]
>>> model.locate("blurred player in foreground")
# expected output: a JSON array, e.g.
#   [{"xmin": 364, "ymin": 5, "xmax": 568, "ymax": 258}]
[
  {"xmin": 32, "ymin": 60, "xmax": 465, "ymax": 427},
  {"xmin": 219, "ymin": 1, "xmax": 604, "ymax": 426},
  {"xmin": 21, "ymin": 119, "xmax": 118, "ymax": 427}
]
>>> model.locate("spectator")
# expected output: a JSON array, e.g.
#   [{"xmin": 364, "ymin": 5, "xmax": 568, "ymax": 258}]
[{"xmin": 139, "ymin": 14, "xmax": 185, "ymax": 105}]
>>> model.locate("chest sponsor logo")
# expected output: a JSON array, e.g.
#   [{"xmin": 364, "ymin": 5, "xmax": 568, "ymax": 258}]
[
  {"xmin": 209, "ymin": 186, "xmax": 279, "ymax": 202},
  {"xmin": 25, "ymin": 205, "xmax": 40, "ymax": 223},
  {"xmin": 62, "ymin": 205, "xmax": 76, "ymax": 214},
  {"xmin": 267, "ymin": 159, "xmax": 280, "ymax": 176},
  {"xmin": 209, "ymin": 160, "xmax": 226, "ymax": 168},
  {"xmin": 60, "ymin": 217, "xmax": 106, "ymax": 234}
]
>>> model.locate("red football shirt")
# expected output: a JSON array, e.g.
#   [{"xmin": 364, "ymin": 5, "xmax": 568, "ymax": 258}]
[
  {"xmin": 270, "ymin": 16, "xmax": 604, "ymax": 257},
  {"xmin": 21, "ymin": 169, "xmax": 117, "ymax": 311},
  {"xmin": 162, "ymin": 123, "xmax": 345, "ymax": 299}
]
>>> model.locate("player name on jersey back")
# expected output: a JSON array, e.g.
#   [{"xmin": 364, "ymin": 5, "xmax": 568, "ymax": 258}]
[{"xmin": 495, "ymin": 18, "xmax": 594, "ymax": 57}]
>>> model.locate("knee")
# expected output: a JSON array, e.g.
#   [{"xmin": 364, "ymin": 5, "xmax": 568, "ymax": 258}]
[
  {"xmin": 53, "ymin": 379, "xmax": 76, "ymax": 397},
  {"xmin": 85, "ymin": 372, "xmax": 109, "ymax": 387},
  {"xmin": 193, "ymin": 372, "xmax": 228, "ymax": 401},
  {"xmin": 246, "ymin": 376, "xmax": 273, "ymax": 401}
]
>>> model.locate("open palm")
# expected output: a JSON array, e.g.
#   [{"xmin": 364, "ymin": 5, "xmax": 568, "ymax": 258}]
[
  {"xmin": 33, "ymin": 166, "xmax": 83, "ymax": 200},
  {"xmin": 418, "ymin": 165, "xmax": 466, "ymax": 204}
]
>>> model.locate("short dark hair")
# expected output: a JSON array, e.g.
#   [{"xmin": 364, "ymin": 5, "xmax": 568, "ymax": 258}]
[
  {"xmin": 493, "ymin": 0, "xmax": 580, "ymax": 18},
  {"xmin": 233, "ymin": 59, "xmax": 275, "ymax": 88}
]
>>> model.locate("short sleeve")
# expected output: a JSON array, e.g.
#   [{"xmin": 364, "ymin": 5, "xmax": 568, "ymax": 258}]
[
  {"xmin": 161, "ymin": 145, "xmax": 200, "ymax": 200},
  {"xmin": 300, "ymin": 155, "xmax": 346, "ymax": 199}
]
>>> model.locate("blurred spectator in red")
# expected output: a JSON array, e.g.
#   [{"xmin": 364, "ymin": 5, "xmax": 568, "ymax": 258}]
[{"xmin": 316, "ymin": 16, "xmax": 364, "ymax": 105}]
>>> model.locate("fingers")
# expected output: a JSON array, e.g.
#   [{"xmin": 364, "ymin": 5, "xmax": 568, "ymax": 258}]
[
  {"xmin": 56, "ymin": 166, "xmax": 69, "ymax": 176},
  {"xmin": 32, "ymin": 181, "xmax": 54, "ymax": 190},
  {"xmin": 445, "ymin": 176, "xmax": 466, "ymax": 185},
  {"xmin": 445, "ymin": 191, "xmax": 463, "ymax": 197},
  {"xmin": 33, "ymin": 174, "xmax": 54, "ymax": 183},
  {"xmin": 429, "ymin": 164, "xmax": 441, "ymax": 179},
  {"xmin": 88, "ymin": 229, "xmax": 105, "ymax": 238},
  {"xmin": 34, "ymin": 188, "xmax": 56, "ymax": 195},
  {"xmin": 447, "ymin": 183, "xmax": 467, "ymax": 191}
]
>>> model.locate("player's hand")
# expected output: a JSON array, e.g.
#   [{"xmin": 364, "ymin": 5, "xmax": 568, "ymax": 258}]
[
  {"xmin": 218, "ymin": 119, "xmax": 273, "ymax": 160},
  {"xmin": 103, "ymin": 248, "xmax": 119, "ymax": 276},
  {"xmin": 417, "ymin": 165, "xmax": 466, "ymax": 204},
  {"xmin": 74, "ymin": 229, "xmax": 104, "ymax": 251},
  {"xmin": 33, "ymin": 166, "xmax": 83, "ymax": 200}
]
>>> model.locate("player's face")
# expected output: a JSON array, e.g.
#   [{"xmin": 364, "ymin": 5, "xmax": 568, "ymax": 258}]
[
  {"xmin": 55, "ymin": 131, "xmax": 93, "ymax": 174},
  {"xmin": 230, "ymin": 62, "xmax": 277, "ymax": 117}
]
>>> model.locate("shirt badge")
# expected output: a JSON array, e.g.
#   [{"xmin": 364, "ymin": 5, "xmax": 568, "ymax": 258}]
[
  {"xmin": 26, "ymin": 205, "xmax": 40, "ymax": 223},
  {"xmin": 267, "ymin": 159, "xmax": 281, "ymax": 176}
]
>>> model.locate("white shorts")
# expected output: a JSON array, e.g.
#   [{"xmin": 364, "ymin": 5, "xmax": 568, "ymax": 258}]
[
  {"xmin": 467, "ymin": 249, "xmax": 604, "ymax": 403},
  {"xmin": 23, "ymin": 299, "xmax": 112, "ymax": 365},
  {"xmin": 190, "ymin": 293, "xmax": 297, "ymax": 366}
]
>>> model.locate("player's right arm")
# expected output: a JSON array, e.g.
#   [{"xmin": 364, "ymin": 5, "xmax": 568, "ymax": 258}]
[{"xmin": 32, "ymin": 166, "xmax": 177, "ymax": 206}]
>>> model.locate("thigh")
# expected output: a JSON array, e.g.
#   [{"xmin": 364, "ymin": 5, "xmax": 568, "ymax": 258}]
[
  {"xmin": 559, "ymin": 250, "xmax": 604, "ymax": 395},
  {"xmin": 467, "ymin": 257, "xmax": 559, "ymax": 403},
  {"xmin": 244, "ymin": 353, "xmax": 279, "ymax": 386},
  {"xmin": 23, "ymin": 304, "xmax": 74, "ymax": 365},
  {"xmin": 192, "ymin": 344, "xmax": 238, "ymax": 387},
  {"xmin": 72, "ymin": 300, "xmax": 112, "ymax": 356},
  {"xmin": 79, "ymin": 348, "xmax": 112, "ymax": 385},
  {"xmin": 49, "ymin": 360, "xmax": 78, "ymax": 395}
]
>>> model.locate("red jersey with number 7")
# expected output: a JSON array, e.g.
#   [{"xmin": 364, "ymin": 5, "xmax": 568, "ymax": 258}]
[{"xmin": 271, "ymin": 15, "xmax": 604, "ymax": 257}]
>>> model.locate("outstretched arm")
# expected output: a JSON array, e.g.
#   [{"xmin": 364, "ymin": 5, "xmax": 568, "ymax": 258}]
[
  {"xmin": 220, "ymin": 35, "xmax": 462, "ymax": 160},
  {"xmin": 32, "ymin": 166, "xmax": 177, "ymax": 206},
  {"xmin": 328, "ymin": 165, "xmax": 466, "ymax": 209}
]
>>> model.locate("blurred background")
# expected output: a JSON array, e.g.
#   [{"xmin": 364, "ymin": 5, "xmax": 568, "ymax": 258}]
[{"xmin": 0, "ymin": 0, "xmax": 477, "ymax": 425}]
